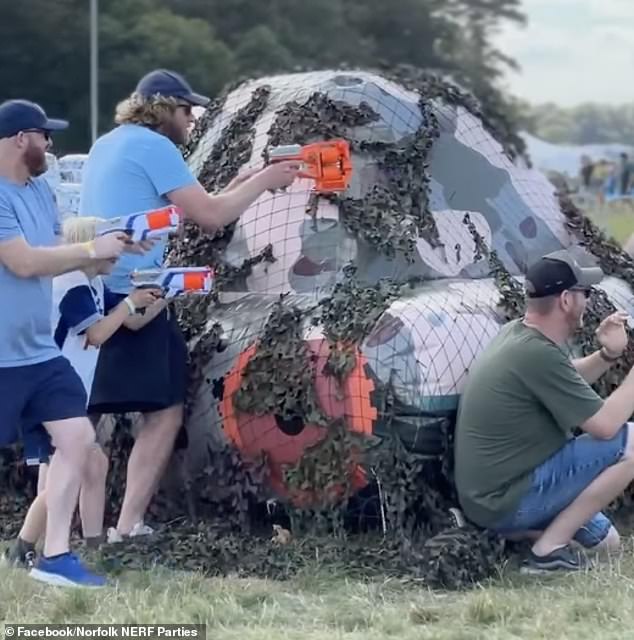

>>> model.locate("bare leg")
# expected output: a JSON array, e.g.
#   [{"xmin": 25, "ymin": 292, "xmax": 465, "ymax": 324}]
[
  {"xmin": 18, "ymin": 464, "xmax": 50, "ymax": 545},
  {"xmin": 41, "ymin": 417, "xmax": 94, "ymax": 557},
  {"xmin": 532, "ymin": 427, "xmax": 634, "ymax": 557},
  {"xmin": 115, "ymin": 404, "xmax": 182, "ymax": 534},
  {"xmin": 79, "ymin": 446, "xmax": 109, "ymax": 539}
]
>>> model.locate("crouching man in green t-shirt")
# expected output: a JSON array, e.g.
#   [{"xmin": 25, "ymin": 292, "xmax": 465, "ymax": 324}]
[{"xmin": 454, "ymin": 249, "xmax": 634, "ymax": 574}]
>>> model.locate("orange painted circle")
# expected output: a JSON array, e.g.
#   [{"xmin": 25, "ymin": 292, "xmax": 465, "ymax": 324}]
[{"xmin": 222, "ymin": 337, "xmax": 377, "ymax": 507}]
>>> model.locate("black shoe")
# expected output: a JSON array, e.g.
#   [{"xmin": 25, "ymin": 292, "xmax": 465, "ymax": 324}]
[
  {"xmin": 2, "ymin": 543, "xmax": 36, "ymax": 570},
  {"xmin": 520, "ymin": 545, "xmax": 588, "ymax": 575}
]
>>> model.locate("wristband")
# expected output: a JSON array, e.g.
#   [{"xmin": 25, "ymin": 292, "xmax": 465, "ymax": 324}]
[
  {"xmin": 83, "ymin": 240, "xmax": 97, "ymax": 259},
  {"xmin": 123, "ymin": 296, "xmax": 136, "ymax": 316},
  {"xmin": 599, "ymin": 347, "xmax": 621, "ymax": 363}
]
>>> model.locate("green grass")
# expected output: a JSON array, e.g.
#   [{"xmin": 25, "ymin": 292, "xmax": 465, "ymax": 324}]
[
  {"xmin": 583, "ymin": 201, "xmax": 634, "ymax": 246},
  {"xmin": 3, "ymin": 539, "xmax": 634, "ymax": 638}
]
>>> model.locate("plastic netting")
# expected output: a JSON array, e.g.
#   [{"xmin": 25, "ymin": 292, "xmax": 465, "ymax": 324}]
[{"xmin": 167, "ymin": 69, "xmax": 634, "ymax": 506}]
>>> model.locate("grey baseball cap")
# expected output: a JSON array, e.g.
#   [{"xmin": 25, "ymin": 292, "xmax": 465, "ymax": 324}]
[{"xmin": 525, "ymin": 249, "xmax": 604, "ymax": 298}]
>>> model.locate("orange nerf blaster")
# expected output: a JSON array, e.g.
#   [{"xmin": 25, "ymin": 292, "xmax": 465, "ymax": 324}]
[{"xmin": 267, "ymin": 139, "xmax": 352, "ymax": 193}]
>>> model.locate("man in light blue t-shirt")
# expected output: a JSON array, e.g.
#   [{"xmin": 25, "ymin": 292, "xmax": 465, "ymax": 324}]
[
  {"xmin": 0, "ymin": 99, "xmax": 138, "ymax": 587},
  {"xmin": 80, "ymin": 69, "xmax": 300, "ymax": 542}
]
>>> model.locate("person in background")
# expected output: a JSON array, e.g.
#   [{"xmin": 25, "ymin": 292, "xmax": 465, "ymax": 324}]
[
  {"xmin": 619, "ymin": 153, "xmax": 632, "ymax": 196},
  {"xmin": 454, "ymin": 250, "xmax": 634, "ymax": 574},
  {"xmin": 4, "ymin": 215, "xmax": 164, "ymax": 568},
  {"xmin": 0, "ymin": 98, "xmax": 147, "ymax": 587},
  {"xmin": 79, "ymin": 69, "xmax": 301, "ymax": 542}
]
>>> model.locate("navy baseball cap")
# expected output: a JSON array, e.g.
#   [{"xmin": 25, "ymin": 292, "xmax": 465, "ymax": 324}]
[
  {"xmin": 135, "ymin": 69, "xmax": 210, "ymax": 107},
  {"xmin": 0, "ymin": 99, "xmax": 69, "ymax": 139},
  {"xmin": 525, "ymin": 249, "xmax": 604, "ymax": 299}
]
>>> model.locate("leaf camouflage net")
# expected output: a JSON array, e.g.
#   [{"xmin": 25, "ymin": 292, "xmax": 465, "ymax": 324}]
[{"xmin": 3, "ymin": 67, "xmax": 634, "ymax": 592}]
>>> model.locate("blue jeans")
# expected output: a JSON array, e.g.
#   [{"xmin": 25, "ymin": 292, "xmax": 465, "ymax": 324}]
[{"xmin": 492, "ymin": 426, "xmax": 629, "ymax": 548}]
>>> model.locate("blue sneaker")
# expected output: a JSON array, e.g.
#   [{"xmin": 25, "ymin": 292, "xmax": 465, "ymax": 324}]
[{"xmin": 29, "ymin": 552, "xmax": 106, "ymax": 588}]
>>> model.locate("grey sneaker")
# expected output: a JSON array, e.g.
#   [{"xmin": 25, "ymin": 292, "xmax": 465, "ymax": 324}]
[
  {"xmin": 106, "ymin": 522, "xmax": 154, "ymax": 544},
  {"xmin": 520, "ymin": 545, "xmax": 589, "ymax": 575}
]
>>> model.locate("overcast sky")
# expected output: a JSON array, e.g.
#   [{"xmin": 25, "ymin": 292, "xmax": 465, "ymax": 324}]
[{"xmin": 493, "ymin": 0, "xmax": 634, "ymax": 106}]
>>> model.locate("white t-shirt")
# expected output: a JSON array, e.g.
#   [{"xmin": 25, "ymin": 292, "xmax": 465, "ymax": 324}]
[{"xmin": 51, "ymin": 270, "xmax": 118, "ymax": 399}]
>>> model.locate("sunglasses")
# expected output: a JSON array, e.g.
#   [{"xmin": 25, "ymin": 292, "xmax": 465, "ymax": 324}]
[
  {"xmin": 174, "ymin": 102, "xmax": 192, "ymax": 115},
  {"xmin": 569, "ymin": 287, "xmax": 592, "ymax": 299},
  {"xmin": 22, "ymin": 129, "xmax": 51, "ymax": 142}
]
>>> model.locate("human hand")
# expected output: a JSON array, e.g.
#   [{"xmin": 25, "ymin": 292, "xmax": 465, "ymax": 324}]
[
  {"xmin": 129, "ymin": 287, "xmax": 163, "ymax": 309},
  {"xmin": 260, "ymin": 161, "xmax": 301, "ymax": 190},
  {"xmin": 123, "ymin": 237, "xmax": 160, "ymax": 255},
  {"xmin": 92, "ymin": 232, "xmax": 127, "ymax": 260},
  {"xmin": 596, "ymin": 311, "xmax": 630, "ymax": 357}
]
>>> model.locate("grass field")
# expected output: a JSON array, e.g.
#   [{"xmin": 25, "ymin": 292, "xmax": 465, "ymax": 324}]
[
  {"xmin": 2, "ymin": 206, "xmax": 634, "ymax": 635},
  {"xmin": 2, "ymin": 539, "xmax": 634, "ymax": 639},
  {"xmin": 585, "ymin": 200, "xmax": 634, "ymax": 246}
]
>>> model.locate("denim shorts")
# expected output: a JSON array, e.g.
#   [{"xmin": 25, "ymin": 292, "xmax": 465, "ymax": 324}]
[{"xmin": 492, "ymin": 425, "xmax": 629, "ymax": 548}]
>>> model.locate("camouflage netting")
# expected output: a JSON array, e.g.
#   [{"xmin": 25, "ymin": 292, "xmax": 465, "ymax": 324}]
[{"xmin": 3, "ymin": 67, "xmax": 634, "ymax": 591}]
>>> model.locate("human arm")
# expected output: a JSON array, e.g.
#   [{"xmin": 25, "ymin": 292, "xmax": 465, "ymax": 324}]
[
  {"xmin": 581, "ymin": 367, "xmax": 634, "ymax": 439},
  {"xmin": 85, "ymin": 287, "xmax": 161, "ymax": 346},
  {"xmin": 0, "ymin": 231, "xmax": 131, "ymax": 279},
  {"xmin": 572, "ymin": 350, "xmax": 615, "ymax": 385},
  {"xmin": 572, "ymin": 311, "xmax": 629, "ymax": 384},
  {"xmin": 167, "ymin": 162, "xmax": 300, "ymax": 231},
  {"xmin": 122, "ymin": 297, "xmax": 168, "ymax": 331}
]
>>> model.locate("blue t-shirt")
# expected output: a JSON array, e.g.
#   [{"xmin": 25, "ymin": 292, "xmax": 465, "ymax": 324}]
[
  {"xmin": 79, "ymin": 124, "xmax": 196, "ymax": 293},
  {"xmin": 0, "ymin": 176, "xmax": 62, "ymax": 367}
]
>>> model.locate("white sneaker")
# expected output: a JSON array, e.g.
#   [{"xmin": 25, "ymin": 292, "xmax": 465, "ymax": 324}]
[
  {"xmin": 106, "ymin": 527, "xmax": 124, "ymax": 544},
  {"xmin": 129, "ymin": 522, "xmax": 154, "ymax": 537},
  {"xmin": 106, "ymin": 522, "xmax": 154, "ymax": 544}
]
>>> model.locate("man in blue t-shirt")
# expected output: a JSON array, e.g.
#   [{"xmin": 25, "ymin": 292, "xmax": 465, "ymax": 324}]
[
  {"xmin": 80, "ymin": 69, "xmax": 300, "ymax": 541},
  {"xmin": 0, "ymin": 99, "xmax": 140, "ymax": 587}
]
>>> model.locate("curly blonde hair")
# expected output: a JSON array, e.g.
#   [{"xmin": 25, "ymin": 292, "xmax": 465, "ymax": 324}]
[
  {"xmin": 62, "ymin": 216, "xmax": 105, "ymax": 244},
  {"xmin": 114, "ymin": 92, "xmax": 181, "ymax": 128}
]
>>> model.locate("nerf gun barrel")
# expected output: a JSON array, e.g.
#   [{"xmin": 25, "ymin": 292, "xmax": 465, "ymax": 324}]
[
  {"xmin": 96, "ymin": 205, "xmax": 183, "ymax": 242},
  {"xmin": 130, "ymin": 267, "xmax": 214, "ymax": 298},
  {"xmin": 267, "ymin": 139, "xmax": 352, "ymax": 193}
]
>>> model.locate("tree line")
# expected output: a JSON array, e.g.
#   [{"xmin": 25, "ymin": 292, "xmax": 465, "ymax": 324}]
[
  {"xmin": 522, "ymin": 102, "xmax": 634, "ymax": 147},
  {"xmin": 2, "ymin": 0, "xmax": 528, "ymax": 153}
]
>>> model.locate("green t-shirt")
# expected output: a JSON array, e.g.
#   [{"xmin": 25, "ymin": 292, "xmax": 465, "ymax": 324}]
[{"xmin": 454, "ymin": 319, "xmax": 604, "ymax": 528}]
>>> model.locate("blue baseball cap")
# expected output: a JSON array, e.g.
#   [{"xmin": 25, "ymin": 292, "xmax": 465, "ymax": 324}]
[
  {"xmin": 0, "ymin": 99, "xmax": 69, "ymax": 139},
  {"xmin": 135, "ymin": 69, "xmax": 210, "ymax": 107}
]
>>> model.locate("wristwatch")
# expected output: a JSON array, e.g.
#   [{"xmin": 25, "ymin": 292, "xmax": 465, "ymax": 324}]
[{"xmin": 599, "ymin": 347, "xmax": 621, "ymax": 363}]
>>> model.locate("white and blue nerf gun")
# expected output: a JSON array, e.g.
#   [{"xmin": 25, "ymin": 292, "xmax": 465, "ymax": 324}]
[
  {"xmin": 96, "ymin": 205, "xmax": 183, "ymax": 242},
  {"xmin": 130, "ymin": 267, "xmax": 214, "ymax": 299}
]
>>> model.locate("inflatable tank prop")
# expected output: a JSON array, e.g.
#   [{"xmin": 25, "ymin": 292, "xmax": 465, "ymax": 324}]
[{"xmin": 165, "ymin": 69, "xmax": 634, "ymax": 510}]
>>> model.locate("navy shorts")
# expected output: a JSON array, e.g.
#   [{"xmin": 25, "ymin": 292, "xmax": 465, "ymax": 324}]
[
  {"xmin": 492, "ymin": 426, "xmax": 629, "ymax": 548},
  {"xmin": 0, "ymin": 356, "xmax": 88, "ymax": 464}
]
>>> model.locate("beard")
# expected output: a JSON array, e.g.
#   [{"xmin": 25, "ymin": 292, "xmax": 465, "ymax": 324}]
[
  {"xmin": 564, "ymin": 303, "xmax": 585, "ymax": 334},
  {"xmin": 24, "ymin": 141, "xmax": 47, "ymax": 177},
  {"xmin": 163, "ymin": 118, "xmax": 187, "ymax": 146}
]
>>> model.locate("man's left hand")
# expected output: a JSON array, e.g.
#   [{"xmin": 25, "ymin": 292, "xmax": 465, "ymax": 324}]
[{"xmin": 596, "ymin": 311, "xmax": 630, "ymax": 357}]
